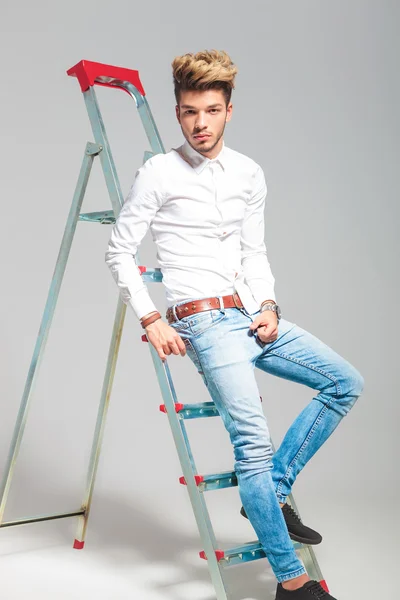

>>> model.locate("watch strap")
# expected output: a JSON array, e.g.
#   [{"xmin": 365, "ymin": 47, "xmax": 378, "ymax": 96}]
[{"xmin": 260, "ymin": 302, "xmax": 281, "ymax": 321}]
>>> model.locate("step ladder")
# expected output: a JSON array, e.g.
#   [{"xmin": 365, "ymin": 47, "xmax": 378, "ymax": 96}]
[{"xmin": 0, "ymin": 59, "xmax": 329, "ymax": 598}]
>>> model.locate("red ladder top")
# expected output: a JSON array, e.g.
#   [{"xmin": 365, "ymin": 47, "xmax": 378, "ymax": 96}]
[{"xmin": 67, "ymin": 59, "xmax": 145, "ymax": 96}]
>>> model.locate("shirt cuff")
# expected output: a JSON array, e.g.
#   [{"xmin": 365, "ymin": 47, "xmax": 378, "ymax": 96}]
[
  {"xmin": 242, "ymin": 279, "xmax": 277, "ymax": 309},
  {"xmin": 127, "ymin": 288, "xmax": 159, "ymax": 322},
  {"xmin": 252, "ymin": 289, "xmax": 277, "ymax": 307}
]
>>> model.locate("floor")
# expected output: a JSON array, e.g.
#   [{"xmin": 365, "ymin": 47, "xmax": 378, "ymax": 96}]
[{"xmin": 0, "ymin": 491, "xmax": 394, "ymax": 600}]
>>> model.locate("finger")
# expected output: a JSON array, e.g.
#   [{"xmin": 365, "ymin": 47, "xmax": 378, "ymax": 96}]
[
  {"xmin": 168, "ymin": 339, "xmax": 181, "ymax": 356},
  {"xmin": 259, "ymin": 328, "xmax": 271, "ymax": 342},
  {"xmin": 258, "ymin": 326, "xmax": 277, "ymax": 343},
  {"xmin": 253, "ymin": 318, "xmax": 273, "ymax": 331},
  {"xmin": 175, "ymin": 336, "xmax": 187, "ymax": 356},
  {"xmin": 155, "ymin": 345, "xmax": 166, "ymax": 360},
  {"xmin": 262, "ymin": 324, "xmax": 277, "ymax": 337},
  {"xmin": 170, "ymin": 334, "xmax": 187, "ymax": 356}
]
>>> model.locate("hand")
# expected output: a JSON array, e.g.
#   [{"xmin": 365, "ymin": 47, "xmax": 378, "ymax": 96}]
[
  {"xmin": 144, "ymin": 319, "xmax": 187, "ymax": 361},
  {"xmin": 249, "ymin": 311, "xmax": 278, "ymax": 344}
]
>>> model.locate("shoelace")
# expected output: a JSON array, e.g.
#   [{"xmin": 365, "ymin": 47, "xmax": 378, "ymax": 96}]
[
  {"xmin": 305, "ymin": 581, "xmax": 329, "ymax": 598},
  {"xmin": 283, "ymin": 503, "xmax": 302, "ymax": 524}
]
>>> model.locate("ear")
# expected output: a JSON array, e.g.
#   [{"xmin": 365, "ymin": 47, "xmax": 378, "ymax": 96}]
[
  {"xmin": 226, "ymin": 102, "xmax": 233, "ymax": 123},
  {"xmin": 175, "ymin": 105, "xmax": 181, "ymax": 124}
]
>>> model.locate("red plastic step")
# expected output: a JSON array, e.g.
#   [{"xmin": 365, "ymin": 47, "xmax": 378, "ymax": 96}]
[
  {"xmin": 73, "ymin": 539, "xmax": 85, "ymax": 550},
  {"xmin": 159, "ymin": 403, "xmax": 184, "ymax": 413},
  {"xmin": 199, "ymin": 549, "xmax": 225, "ymax": 561},
  {"xmin": 67, "ymin": 60, "xmax": 145, "ymax": 95},
  {"xmin": 179, "ymin": 475, "xmax": 204, "ymax": 486}
]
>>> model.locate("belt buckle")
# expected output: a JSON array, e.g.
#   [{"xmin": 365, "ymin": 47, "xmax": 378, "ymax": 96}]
[
  {"xmin": 166, "ymin": 307, "xmax": 175, "ymax": 323},
  {"xmin": 232, "ymin": 292, "xmax": 242, "ymax": 310}
]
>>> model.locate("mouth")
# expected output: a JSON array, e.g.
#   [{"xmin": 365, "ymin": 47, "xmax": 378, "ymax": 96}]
[{"xmin": 193, "ymin": 134, "xmax": 211, "ymax": 141}]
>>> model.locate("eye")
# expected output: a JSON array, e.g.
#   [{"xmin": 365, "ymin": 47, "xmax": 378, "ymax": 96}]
[
  {"xmin": 184, "ymin": 110, "xmax": 195, "ymax": 115},
  {"xmin": 209, "ymin": 109, "xmax": 220, "ymax": 114}
]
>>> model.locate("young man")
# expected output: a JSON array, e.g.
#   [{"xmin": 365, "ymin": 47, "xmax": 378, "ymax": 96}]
[{"xmin": 105, "ymin": 50, "xmax": 364, "ymax": 599}]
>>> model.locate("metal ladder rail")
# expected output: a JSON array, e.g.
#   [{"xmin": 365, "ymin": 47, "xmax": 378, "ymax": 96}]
[{"xmin": 70, "ymin": 61, "xmax": 231, "ymax": 598}]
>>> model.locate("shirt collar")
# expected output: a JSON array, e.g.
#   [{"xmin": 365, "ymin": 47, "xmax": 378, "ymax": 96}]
[{"xmin": 175, "ymin": 139, "xmax": 227, "ymax": 174}]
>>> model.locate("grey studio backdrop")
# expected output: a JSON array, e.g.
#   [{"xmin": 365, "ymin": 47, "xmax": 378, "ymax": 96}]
[{"xmin": 0, "ymin": 2, "xmax": 398, "ymax": 599}]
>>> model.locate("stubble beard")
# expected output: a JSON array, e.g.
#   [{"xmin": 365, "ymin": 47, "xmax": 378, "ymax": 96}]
[{"xmin": 185, "ymin": 121, "xmax": 226, "ymax": 157}]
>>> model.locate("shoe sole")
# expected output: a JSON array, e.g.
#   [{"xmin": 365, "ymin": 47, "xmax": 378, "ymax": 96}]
[{"xmin": 288, "ymin": 531, "xmax": 322, "ymax": 546}]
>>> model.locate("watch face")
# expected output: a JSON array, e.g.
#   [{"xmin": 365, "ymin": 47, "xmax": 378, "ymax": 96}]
[{"xmin": 276, "ymin": 305, "xmax": 282, "ymax": 320}]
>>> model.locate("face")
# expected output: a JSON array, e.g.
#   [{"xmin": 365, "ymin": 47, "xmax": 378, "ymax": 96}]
[{"xmin": 175, "ymin": 89, "xmax": 233, "ymax": 159}]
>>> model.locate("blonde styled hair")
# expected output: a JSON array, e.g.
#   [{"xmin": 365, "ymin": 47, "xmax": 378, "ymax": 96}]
[{"xmin": 172, "ymin": 50, "xmax": 238, "ymax": 105}]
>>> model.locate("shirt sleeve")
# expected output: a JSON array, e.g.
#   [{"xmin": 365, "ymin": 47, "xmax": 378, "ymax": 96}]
[
  {"xmin": 105, "ymin": 159, "xmax": 164, "ymax": 321},
  {"xmin": 240, "ymin": 165, "xmax": 276, "ymax": 305}
]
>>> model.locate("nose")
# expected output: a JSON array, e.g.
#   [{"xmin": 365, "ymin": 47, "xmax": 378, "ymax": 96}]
[{"xmin": 194, "ymin": 112, "xmax": 207, "ymax": 130}]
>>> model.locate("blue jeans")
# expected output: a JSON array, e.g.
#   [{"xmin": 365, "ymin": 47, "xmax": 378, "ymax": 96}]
[{"xmin": 168, "ymin": 296, "xmax": 364, "ymax": 583}]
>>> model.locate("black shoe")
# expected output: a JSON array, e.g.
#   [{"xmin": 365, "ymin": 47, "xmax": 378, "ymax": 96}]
[
  {"xmin": 240, "ymin": 503, "xmax": 322, "ymax": 545},
  {"xmin": 276, "ymin": 580, "xmax": 336, "ymax": 599}
]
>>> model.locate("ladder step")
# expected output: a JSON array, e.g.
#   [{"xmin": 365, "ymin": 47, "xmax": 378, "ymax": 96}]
[
  {"xmin": 179, "ymin": 470, "xmax": 237, "ymax": 491},
  {"xmin": 159, "ymin": 401, "xmax": 219, "ymax": 419},
  {"xmin": 67, "ymin": 59, "xmax": 146, "ymax": 95},
  {"xmin": 79, "ymin": 210, "xmax": 116, "ymax": 224},
  {"xmin": 199, "ymin": 539, "xmax": 303, "ymax": 566}
]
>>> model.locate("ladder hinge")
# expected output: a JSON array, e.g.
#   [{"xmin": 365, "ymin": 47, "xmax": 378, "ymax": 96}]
[{"xmin": 85, "ymin": 142, "xmax": 103, "ymax": 156}]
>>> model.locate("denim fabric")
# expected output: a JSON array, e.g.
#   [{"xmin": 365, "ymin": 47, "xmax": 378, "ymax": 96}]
[{"xmin": 168, "ymin": 296, "xmax": 364, "ymax": 582}]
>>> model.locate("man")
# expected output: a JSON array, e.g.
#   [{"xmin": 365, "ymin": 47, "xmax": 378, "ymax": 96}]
[{"xmin": 105, "ymin": 50, "xmax": 364, "ymax": 599}]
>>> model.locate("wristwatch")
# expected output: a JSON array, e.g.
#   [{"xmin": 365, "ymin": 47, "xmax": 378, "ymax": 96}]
[{"xmin": 260, "ymin": 302, "xmax": 282, "ymax": 321}]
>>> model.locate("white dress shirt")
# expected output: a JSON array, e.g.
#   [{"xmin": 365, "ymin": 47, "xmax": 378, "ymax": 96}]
[{"xmin": 105, "ymin": 140, "xmax": 276, "ymax": 321}]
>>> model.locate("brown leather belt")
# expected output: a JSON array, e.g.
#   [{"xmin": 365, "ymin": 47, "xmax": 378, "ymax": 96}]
[{"xmin": 166, "ymin": 292, "xmax": 244, "ymax": 324}]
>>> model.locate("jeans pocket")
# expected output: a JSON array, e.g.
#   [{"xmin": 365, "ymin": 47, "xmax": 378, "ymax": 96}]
[
  {"xmin": 168, "ymin": 318, "xmax": 191, "ymax": 333},
  {"xmin": 188, "ymin": 309, "xmax": 227, "ymax": 337}
]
